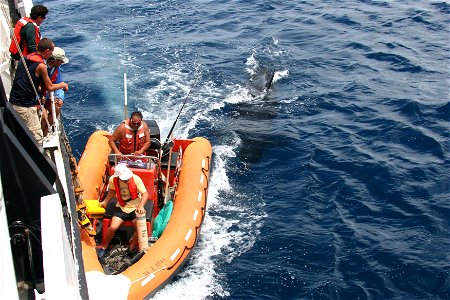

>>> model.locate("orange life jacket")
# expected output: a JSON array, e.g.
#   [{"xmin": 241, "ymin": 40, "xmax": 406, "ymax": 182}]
[
  {"xmin": 26, "ymin": 52, "xmax": 45, "ymax": 94},
  {"xmin": 113, "ymin": 176, "xmax": 139, "ymax": 206},
  {"xmin": 9, "ymin": 17, "xmax": 41, "ymax": 57},
  {"xmin": 119, "ymin": 120, "xmax": 148, "ymax": 154},
  {"xmin": 26, "ymin": 52, "xmax": 45, "ymax": 65}
]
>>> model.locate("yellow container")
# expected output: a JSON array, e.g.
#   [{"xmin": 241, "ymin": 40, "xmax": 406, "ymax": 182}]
[{"xmin": 84, "ymin": 199, "xmax": 105, "ymax": 219}]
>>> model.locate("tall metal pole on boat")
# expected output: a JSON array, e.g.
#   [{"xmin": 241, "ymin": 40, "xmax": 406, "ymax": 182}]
[
  {"xmin": 49, "ymin": 92, "xmax": 58, "ymax": 134},
  {"xmin": 124, "ymin": 72, "xmax": 128, "ymax": 120},
  {"xmin": 122, "ymin": 32, "xmax": 128, "ymax": 120},
  {"xmin": 164, "ymin": 134, "xmax": 173, "ymax": 204}
]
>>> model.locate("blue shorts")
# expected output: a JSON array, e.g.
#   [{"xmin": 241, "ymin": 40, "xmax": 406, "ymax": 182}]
[{"xmin": 113, "ymin": 206, "xmax": 136, "ymax": 221}]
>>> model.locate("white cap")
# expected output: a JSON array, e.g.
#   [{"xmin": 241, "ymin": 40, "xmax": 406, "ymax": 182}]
[
  {"xmin": 114, "ymin": 163, "xmax": 133, "ymax": 181},
  {"xmin": 51, "ymin": 47, "xmax": 69, "ymax": 64}
]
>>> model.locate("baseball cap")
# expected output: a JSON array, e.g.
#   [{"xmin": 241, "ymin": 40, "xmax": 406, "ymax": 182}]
[
  {"xmin": 114, "ymin": 163, "xmax": 133, "ymax": 181},
  {"xmin": 51, "ymin": 47, "xmax": 69, "ymax": 64}
]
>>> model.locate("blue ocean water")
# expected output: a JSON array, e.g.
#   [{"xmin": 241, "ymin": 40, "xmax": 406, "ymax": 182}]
[{"xmin": 42, "ymin": 0, "xmax": 449, "ymax": 299}]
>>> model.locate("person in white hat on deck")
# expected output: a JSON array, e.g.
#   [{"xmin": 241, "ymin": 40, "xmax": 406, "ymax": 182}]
[
  {"xmin": 41, "ymin": 46, "xmax": 70, "ymax": 136},
  {"xmin": 97, "ymin": 163, "xmax": 148, "ymax": 258}
]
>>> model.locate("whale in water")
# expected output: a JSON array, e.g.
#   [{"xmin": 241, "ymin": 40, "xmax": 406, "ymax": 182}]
[
  {"xmin": 247, "ymin": 67, "xmax": 275, "ymax": 96},
  {"xmin": 230, "ymin": 66, "xmax": 279, "ymax": 166}
]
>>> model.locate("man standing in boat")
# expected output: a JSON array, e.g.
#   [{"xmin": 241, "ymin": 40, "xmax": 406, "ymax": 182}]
[
  {"xmin": 97, "ymin": 163, "xmax": 148, "ymax": 258},
  {"xmin": 108, "ymin": 111, "xmax": 151, "ymax": 156}
]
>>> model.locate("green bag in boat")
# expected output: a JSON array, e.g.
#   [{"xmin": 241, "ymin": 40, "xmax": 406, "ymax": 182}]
[{"xmin": 152, "ymin": 200, "xmax": 173, "ymax": 238}]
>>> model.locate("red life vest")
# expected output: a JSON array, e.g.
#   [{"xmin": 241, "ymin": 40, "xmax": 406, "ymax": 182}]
[
  {"xmin": 9, "ymin": 17, "xmax": 41, "ymax": 57},
  {"xmin": 113, "ymin": 176, "xmax": 139, "ymax": 206},
  {"xmin": 119, "ymin": 120, "xmax": 148, "ymax": 154},
  {"xmin": 26, "ymin": 52, "xmax": 45, "ymax": 64},
  {"xmin": 41, "ymin": 67, "xmax": 59, "ymax": 101},
  {"xmin": 48, "ymin": 67, "xmax": 59, "ymax": 83}
]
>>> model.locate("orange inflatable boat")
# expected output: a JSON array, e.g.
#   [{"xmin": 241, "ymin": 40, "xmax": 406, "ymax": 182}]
[{"xmin": 76, "ymin": 122, "xmax": 212, "ymax": 299}]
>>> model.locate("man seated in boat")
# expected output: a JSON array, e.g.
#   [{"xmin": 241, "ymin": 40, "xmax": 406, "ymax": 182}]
[
  {"xmin": 97, "ymin": 163, "xmax": 148, "ymax": 258},
  {"xmin": 108, "ymin": 111, "xmax": 151, "ymax": 161}
]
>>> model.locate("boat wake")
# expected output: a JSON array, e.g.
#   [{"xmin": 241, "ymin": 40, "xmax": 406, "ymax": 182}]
[{"xmin": 133, "ymin": 56, "xmax": 287, "ymax": 298}]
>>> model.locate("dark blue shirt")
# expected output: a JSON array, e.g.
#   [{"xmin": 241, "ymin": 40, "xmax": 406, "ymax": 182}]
[{"xmin": 9, "ymin": 58, "xmax": 42, "ymax": 107}]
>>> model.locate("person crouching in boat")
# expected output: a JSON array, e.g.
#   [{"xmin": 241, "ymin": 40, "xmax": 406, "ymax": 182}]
[
  {"xmin": 97, "ymin": 163, "xmax": 148, "ymax": 258},
  {"xmin": 108, "ymin": 111, "xmax": 151, "ymax": 157}
]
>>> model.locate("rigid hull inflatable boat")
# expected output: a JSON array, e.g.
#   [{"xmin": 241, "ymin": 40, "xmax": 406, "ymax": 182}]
[{"xmin": 76, "ymin": 121, "xmax": 212, "ymax": 299}]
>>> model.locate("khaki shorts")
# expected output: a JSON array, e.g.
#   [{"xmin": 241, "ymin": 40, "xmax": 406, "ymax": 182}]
[{"xmin": 12, "ymin": 105, "xmax": 43, "ymax": 144}]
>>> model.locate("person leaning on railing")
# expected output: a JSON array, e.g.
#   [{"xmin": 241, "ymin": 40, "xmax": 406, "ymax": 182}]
[
  {"xmin": 41, "ymin": 47, "xmax": 69, "ymax": 136},
  {"xmin": 9, "ymin": 38, "xmax": 69, "ymax": 144}
]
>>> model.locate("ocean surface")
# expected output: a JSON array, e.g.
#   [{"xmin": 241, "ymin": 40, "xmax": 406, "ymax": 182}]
[{"xmin": 42, "ymin": 0, "xmax": 449, "ymax": 299}]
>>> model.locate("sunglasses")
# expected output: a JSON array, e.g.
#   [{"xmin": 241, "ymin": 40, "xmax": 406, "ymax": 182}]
[{"xmin": 131, "ymin": 121, "xmax": 141, "ymax": 126}]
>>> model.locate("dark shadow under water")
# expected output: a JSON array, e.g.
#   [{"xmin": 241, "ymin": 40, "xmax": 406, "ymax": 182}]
[{"xmin": 227, "ymin": 67, "xmax": 278, "ymax": 167}]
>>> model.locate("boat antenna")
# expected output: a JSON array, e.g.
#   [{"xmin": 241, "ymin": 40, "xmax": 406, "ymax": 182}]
[
  {"xmin": 124, "ymin": 72, "xmax": 128, "ymax": 120},
  {"xmin": 164, "ymin": 133, "xmax": 173, "ymax": 203},
  {"xmin": 123, "ymin": 31, "xmax": 128, "ymax": 120},
  {"xmin": 163, "ymin": 77, "xmax": 197, "ymax": 145}
]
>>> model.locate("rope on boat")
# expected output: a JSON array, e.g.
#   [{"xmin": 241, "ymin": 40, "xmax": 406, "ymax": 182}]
[
  {"xmin": 165, "ymin": 154, "xmax": 210, "ymax": 271},
  {"xmin": 130, "ymin": 266, "xmax": 168, "ymax": 285},
  {"xmin": 60, "ymin": 122, "xmax": 96, "ymax": 236}
]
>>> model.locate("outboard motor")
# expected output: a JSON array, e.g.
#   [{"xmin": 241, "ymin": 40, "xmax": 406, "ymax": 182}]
[
  {"xmin": 146, "ymin": 120, "xmax": 165, "ymax": 208},
  {"xmin": 146, "ymin": 120, "xmax": 161, "ymax": 151}
]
